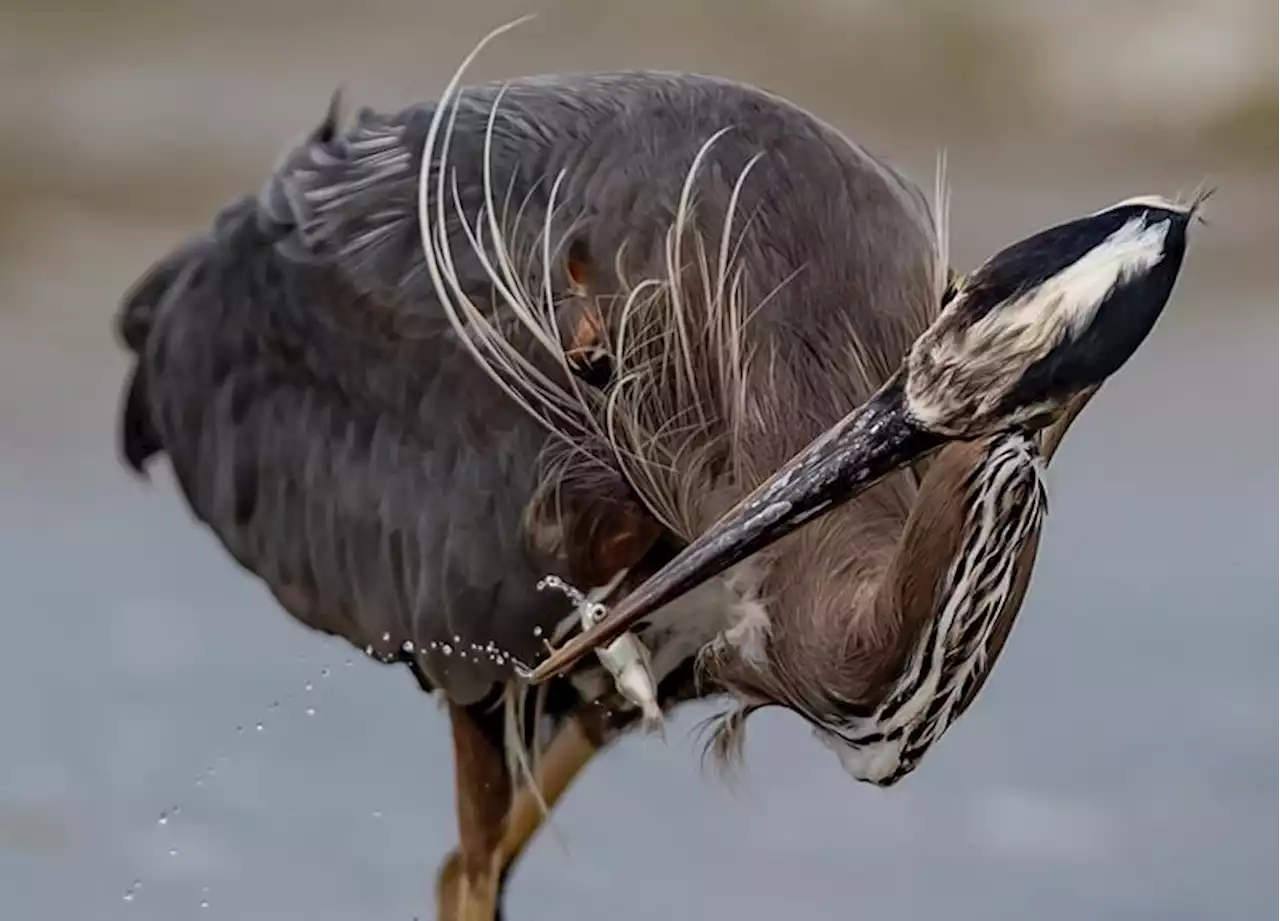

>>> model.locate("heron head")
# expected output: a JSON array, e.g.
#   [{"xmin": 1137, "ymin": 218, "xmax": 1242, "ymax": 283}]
[{"xmin": 901, "ymin": 192, "xmax": 1204, "ymax": 439}]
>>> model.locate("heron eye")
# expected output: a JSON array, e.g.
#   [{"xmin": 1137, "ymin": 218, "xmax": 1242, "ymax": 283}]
[{"xmin": 565, "ymin": 238, "xmax": 593, "ymax": 297}]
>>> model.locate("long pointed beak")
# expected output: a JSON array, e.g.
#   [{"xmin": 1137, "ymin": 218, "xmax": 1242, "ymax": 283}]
[{"xmin": 525, "ymin": 371, "xmax": 945, "ymax": 683}]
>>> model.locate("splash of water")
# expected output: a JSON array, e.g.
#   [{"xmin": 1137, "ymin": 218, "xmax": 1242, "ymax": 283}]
[{"xmin": 121, "ymin": 650, "xmax": 346, "ymax": 909}]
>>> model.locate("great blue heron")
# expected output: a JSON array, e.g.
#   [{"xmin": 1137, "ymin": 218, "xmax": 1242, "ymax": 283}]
[{"xmin": 114, "ymin": 26, "xmax": 1200, "ymax": 921}]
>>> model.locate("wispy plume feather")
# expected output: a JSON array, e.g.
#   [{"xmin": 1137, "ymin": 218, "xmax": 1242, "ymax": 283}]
[
  {"xmin": 415, "ymin": 22, "xmax": 776, "ymax": 543},
  {"xmin": 411, "ymin": 15, "xmax": 788, "ymax": 803}
]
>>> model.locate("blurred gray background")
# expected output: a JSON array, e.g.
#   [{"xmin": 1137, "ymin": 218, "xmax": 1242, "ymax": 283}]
[{"xmin": 1, "ymin": 2, "xmax": 1275, "ymax": 919}]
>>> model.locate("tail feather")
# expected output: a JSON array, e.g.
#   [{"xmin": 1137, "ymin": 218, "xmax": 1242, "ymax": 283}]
[{"xmin": 114, "ymin": 234, "xmax": 211, "ymax": 475}]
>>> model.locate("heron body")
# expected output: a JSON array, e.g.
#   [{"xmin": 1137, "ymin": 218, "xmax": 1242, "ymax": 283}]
[
  {"xmin": 116, "ymin": 52, "xmax": 1197, "ymax": 919},
  {"xmin": 121, "ymin": 69, "xmax": 945, "ymax": 713}
]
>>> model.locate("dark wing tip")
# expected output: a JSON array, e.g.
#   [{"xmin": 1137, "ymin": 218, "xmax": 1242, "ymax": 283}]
[
  {"xmin": 119, "ymin": 362, "xmax": 162, "ymax": 478},
  {"xmin": 318, "ymin": 87, "xmax": 345, "ymax": 143},
  {"xmin": 114, "ymin": 237, "xmax": 214, "ymax": 476}
]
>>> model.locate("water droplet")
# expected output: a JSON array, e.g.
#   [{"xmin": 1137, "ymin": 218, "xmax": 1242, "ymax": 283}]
[
  {"xmin": 157, "ymin": 811, "xmax": 169, "ymax": 826},
  {"xmin": 401, "ymin": 640, "xmax": 415, "ymax": 653},
  {"xmin": 532, "ymin": 626, "xmax": 543, "ymax": 637},
  {"xmin": 305, "ymin": 707, "xmax": 316, "ymax": 716},
  {"xmin": 200, "ymin": 900, "xmax": 210, "ymax": 909},
  {"xmin": 168, "ymin": 848, "xmax": 179, "ymax": 857},
  {"xmin": 382, "ymin": 632, "xmax": 392, "ymax": 642},
  {"xmin": 320, "ymin": 667, "xmax": 331, "ymax": 677},
  {"xmin": 363, "ymin": 645, "xmax": 374, "ymax": 656},
  {"xmin": 194, "ymin": 778, "xmax": 203, "ymax": 787},
  {"xmin": 304, "ymin": 682, "xmax": 314, "ymax": 692},
  {"xmin": 440, "ymin": 643, "xmax": 452, "ymax": 656},
  {"xmin": 235, "ymin": 725, "xmax": 244, "ymax": 734},
  {"xmin": 344, "ymin": 658, "xmax": 353, "ymax": 667},
  {"xmin": 122, "ymin": 891, "xmax": 135, "ymax": 903},
  {"xmin": 371, "ymin": 810, "xmax": 382, "ymax": 819},
  {"xmin": 255, "ymin": 722, "xmax": 265, "ymax": 732},
  {"xmin": 268, "ymin": 701, "xmax": 280, "ymax": 710}
]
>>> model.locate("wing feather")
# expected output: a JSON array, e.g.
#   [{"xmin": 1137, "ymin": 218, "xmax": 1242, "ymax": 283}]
[{"xmin": 119, "ymin": 187, "xmax": 588, "ymax": 706}]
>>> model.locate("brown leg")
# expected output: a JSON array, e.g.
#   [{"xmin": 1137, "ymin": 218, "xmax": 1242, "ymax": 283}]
[
  {"xmin": 435, "ymin": 712, "xmax": 604, "ymax": 919},
  {"xmin": 435, "ymin": 661, "xmax": 702, "ymax": 919},
  {"xmin": 437, "ymin": 702, "xmax": 512, "ymax": 921},
  {"xmin": 496, "ymin": 714, "xmax": 600, "ymax": 872}
]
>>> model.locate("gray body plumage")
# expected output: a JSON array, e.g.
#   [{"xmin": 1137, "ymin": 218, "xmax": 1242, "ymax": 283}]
[
  {"xmin": 119, "ymin": 71, "xmax": 942, "ymax": 708},
  {"xmin": 114, "ymin": 54, "xmax": 1198, "ymax": 918}
]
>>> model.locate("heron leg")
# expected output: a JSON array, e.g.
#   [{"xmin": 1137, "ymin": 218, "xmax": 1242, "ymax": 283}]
[
  {"xmin": 438, "ymin": 701, "xmax": 511, "ymax": 921},
  {"xmin": 492, "ymin": 664, "xmax": 700, "ymax": 893},
  {"xmin": 436, "ymin": 709, "xmax": 604, "ymax": 919},
  {"xmin": 437, "ymin": 662, "xmax": 699, "ymax": 918},
  {"xmin": 495, "ymin": 712, "xmax": 601, "ymax": 877}
]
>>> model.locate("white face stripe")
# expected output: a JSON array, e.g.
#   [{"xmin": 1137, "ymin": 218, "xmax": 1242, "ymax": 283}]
[{"xmin": 1020, "ymin": 214, "xmax": 1172, "ymax": 336}]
